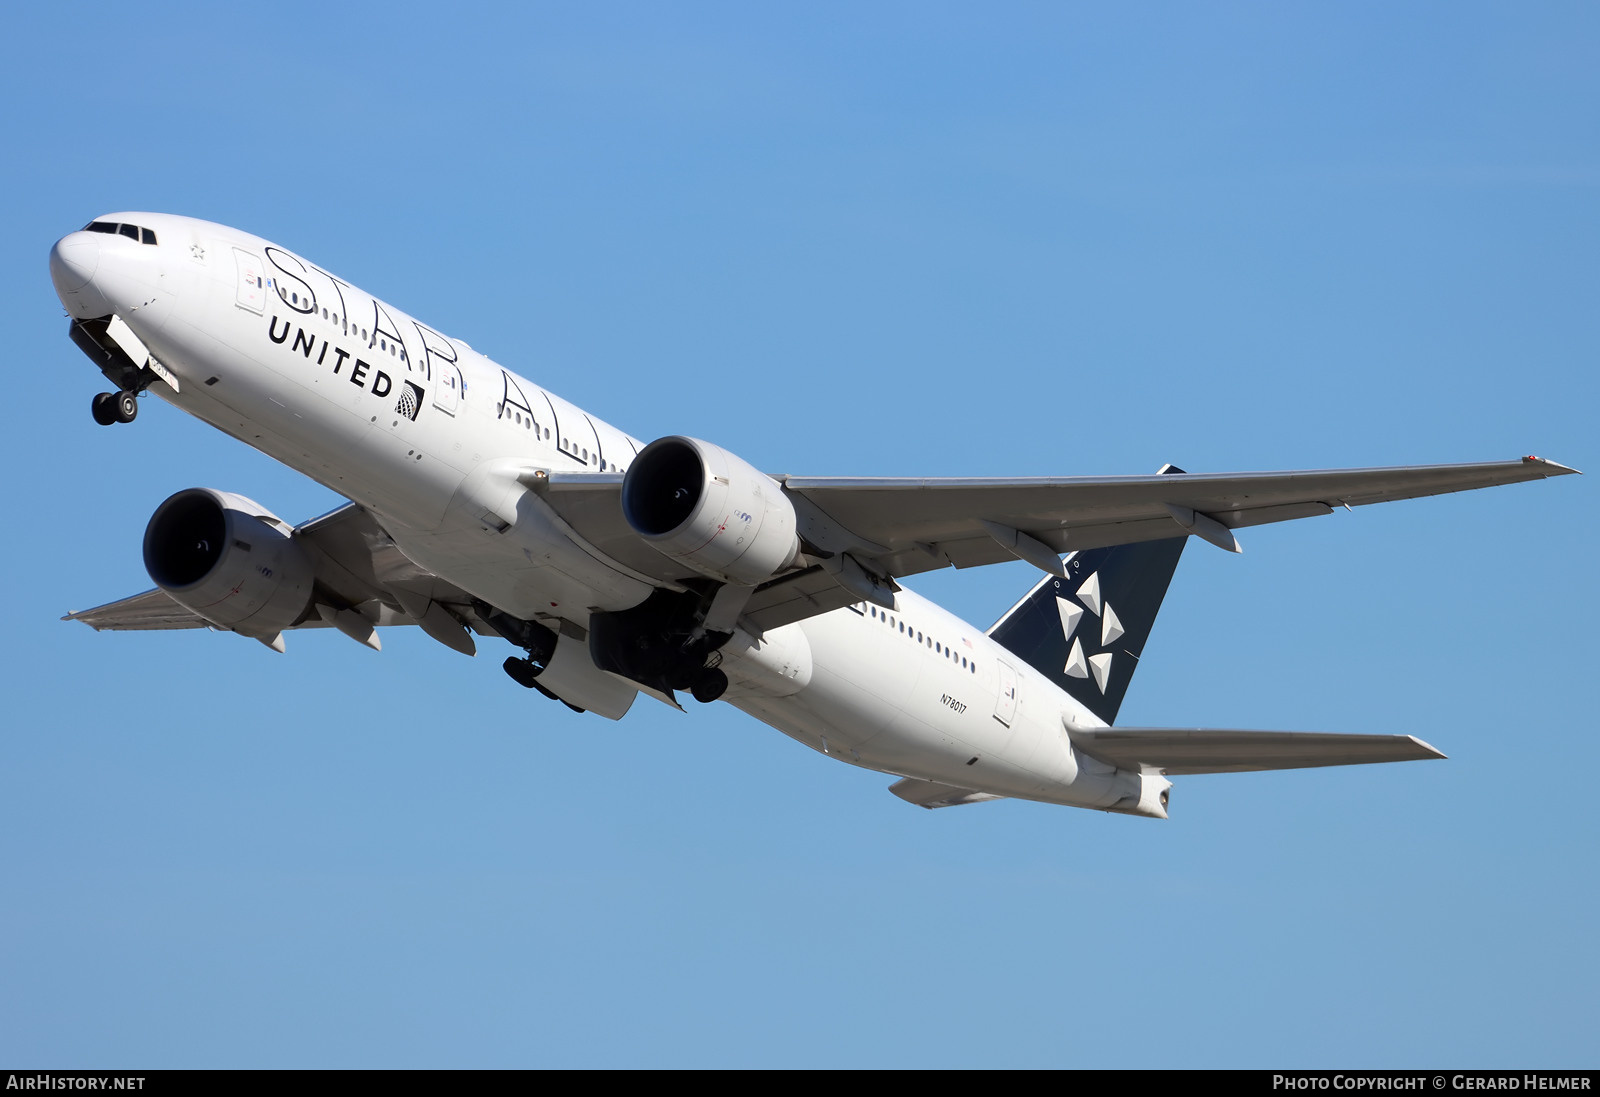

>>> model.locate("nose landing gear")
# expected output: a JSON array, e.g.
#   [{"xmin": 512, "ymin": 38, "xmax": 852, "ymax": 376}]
[{"xmin": 91, "ymin": 390, "xmax": 138, "ymax": 426}]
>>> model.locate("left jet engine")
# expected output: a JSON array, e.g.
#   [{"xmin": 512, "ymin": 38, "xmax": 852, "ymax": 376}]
[{"xmin": 143, "ymin": 488, "xmax": 316, "ymax": 639}]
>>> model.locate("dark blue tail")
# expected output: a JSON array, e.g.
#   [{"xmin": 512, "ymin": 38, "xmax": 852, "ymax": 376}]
[{"xmin": 988, "ymin": 535, "xmax": 1187, "ymax": 725}]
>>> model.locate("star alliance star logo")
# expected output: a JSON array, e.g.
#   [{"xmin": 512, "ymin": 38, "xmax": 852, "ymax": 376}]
[{"xmin": 1054, "ymin": 570, "xmax": 1123, "ymax": 694}]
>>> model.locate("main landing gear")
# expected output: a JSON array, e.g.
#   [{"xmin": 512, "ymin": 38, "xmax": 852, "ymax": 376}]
[
  {"xmin": 502, "ymin": 655, "xmax": 586, "ymax": 714},
  {"xmin": 91, "ymin": 390, "xmax": 139, "ymax": 426},
  {"xmin": 485, "ymin": 596, "xmax": 732, "ymax": 711},
  {"xmin": 503, "ymin": 652, "xmax": 727, "ymax": 707},
  {"xmin": 689, "ymin": 667, "xmax": 729, "ymax": 704}
]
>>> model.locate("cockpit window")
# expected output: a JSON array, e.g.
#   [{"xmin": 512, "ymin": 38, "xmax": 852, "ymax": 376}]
[{"xmin": 82, "ymin": 221, "xmax": 158, "ymax": 246}]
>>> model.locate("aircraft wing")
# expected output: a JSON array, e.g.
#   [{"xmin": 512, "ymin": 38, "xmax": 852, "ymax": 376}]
[
  {"xmin": 63, "ymin": 586, "xmax": 217, "ymax": 631},
  {"xmin": 69, "ymin": 457, "xmax": 1576, "ymax": 641},
  {"xmin": 536, "ymin": 456, "xmax": 1577, "ymax": 631},
  {"xmin": 771, "ymin": 456, "xmax": 1577, "ymax": 569},
  {"xmin": 64, "ymin": 503, "xmax": 486, "ymax": 647}
]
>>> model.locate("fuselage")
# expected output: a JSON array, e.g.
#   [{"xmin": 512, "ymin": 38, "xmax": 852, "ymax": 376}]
[{"xmin": 50, "ymin": 212, "xmax": 1153, "ymax": 814}]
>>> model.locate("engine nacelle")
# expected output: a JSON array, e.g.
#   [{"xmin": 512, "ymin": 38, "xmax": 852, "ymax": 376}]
[
  {"xmin": 143, "ymin": 488, "xmax": 316, "ymax": 639},
  {"xmin": 621, "ymin": 436, "xmax": 800, "ymax": 585}
]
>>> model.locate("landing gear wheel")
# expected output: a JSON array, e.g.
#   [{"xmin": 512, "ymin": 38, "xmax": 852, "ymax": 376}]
[
  {"xmin": 114, "ymin": 390, "xmax": 139, "ymax": 423},
  {"xmin": 691, "ymin": 668, "xmax": 728, "ymax": 704},
  {"xmin": 503, "ymin": 656, "xmax": 540, "ymax": 688},
  {"xmin": 91, "ymin": 392, "xmax": 117, "ymax": 426},
  {"xmin": 503, "ymin": 656, "xmax": 586, "ymax": 713}
]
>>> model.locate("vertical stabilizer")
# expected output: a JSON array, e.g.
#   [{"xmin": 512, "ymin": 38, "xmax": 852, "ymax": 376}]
[{"xmin": 988, "ymin": 534, "xmax": 1187, "ymax": 725}]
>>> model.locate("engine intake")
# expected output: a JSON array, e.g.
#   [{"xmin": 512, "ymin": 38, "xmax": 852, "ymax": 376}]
[
  {"xmin": 621, "ymin": 436, "xmax": 800, "ymax": 585},
  {"xmin": 143, "ymin": 488, "xmax": 315, "ymax": 639}
]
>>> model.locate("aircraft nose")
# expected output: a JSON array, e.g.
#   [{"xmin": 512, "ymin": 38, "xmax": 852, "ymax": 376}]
[{"xmin": 50, "ymin": 234, "xmax": 100, "ymax": 294}]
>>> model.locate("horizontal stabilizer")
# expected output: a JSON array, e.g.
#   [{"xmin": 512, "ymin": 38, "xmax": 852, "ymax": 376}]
[
  {"xmin": 1067, "ymin": 727, "xmax": 1445, "ymax": 775},
  {"xmin": 888, "ymin": 777, "xmax": 1007, "ymax": 809}
]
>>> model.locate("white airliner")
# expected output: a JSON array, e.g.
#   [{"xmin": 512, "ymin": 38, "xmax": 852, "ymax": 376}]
[{"xmin": 49, "ymin": 213, "xmax": 1577, "ymax": 817}]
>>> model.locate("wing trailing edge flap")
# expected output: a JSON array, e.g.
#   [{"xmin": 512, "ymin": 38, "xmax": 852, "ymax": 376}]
[
  {"xmin": 1067, "ymin": 727, "xmax": 1446, "ymax": 776},
  {"xmin": 742, "ymin": 553, "xmax": 901, "ymax": 633},
  {"xmin": 888, "ymin": 777, "xmax": 1007, "ymax": 809}
]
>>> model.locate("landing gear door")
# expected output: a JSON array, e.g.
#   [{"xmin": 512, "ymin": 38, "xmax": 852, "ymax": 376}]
[
  {"xmin": 233, "ymin": 248, "xmax": 265, "ymax": 314},
  {"xmin": 432, "ymin": 362, "xmax": 462, "ymax": 416},
  {"xmin": 994, "ymin": 658, "xmax": 1018, "ymax": 727}
]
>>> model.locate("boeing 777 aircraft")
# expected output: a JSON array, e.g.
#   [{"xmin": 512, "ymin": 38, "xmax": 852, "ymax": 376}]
[{"xmin": 49, "ymin": 213, "xmax": 1577, "ymax": 817}]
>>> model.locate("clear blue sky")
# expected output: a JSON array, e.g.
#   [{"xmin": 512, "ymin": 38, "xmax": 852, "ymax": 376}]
[{"xmin": 2, "ymin": 1, "xmax": 1594, "ymax": 1068}]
